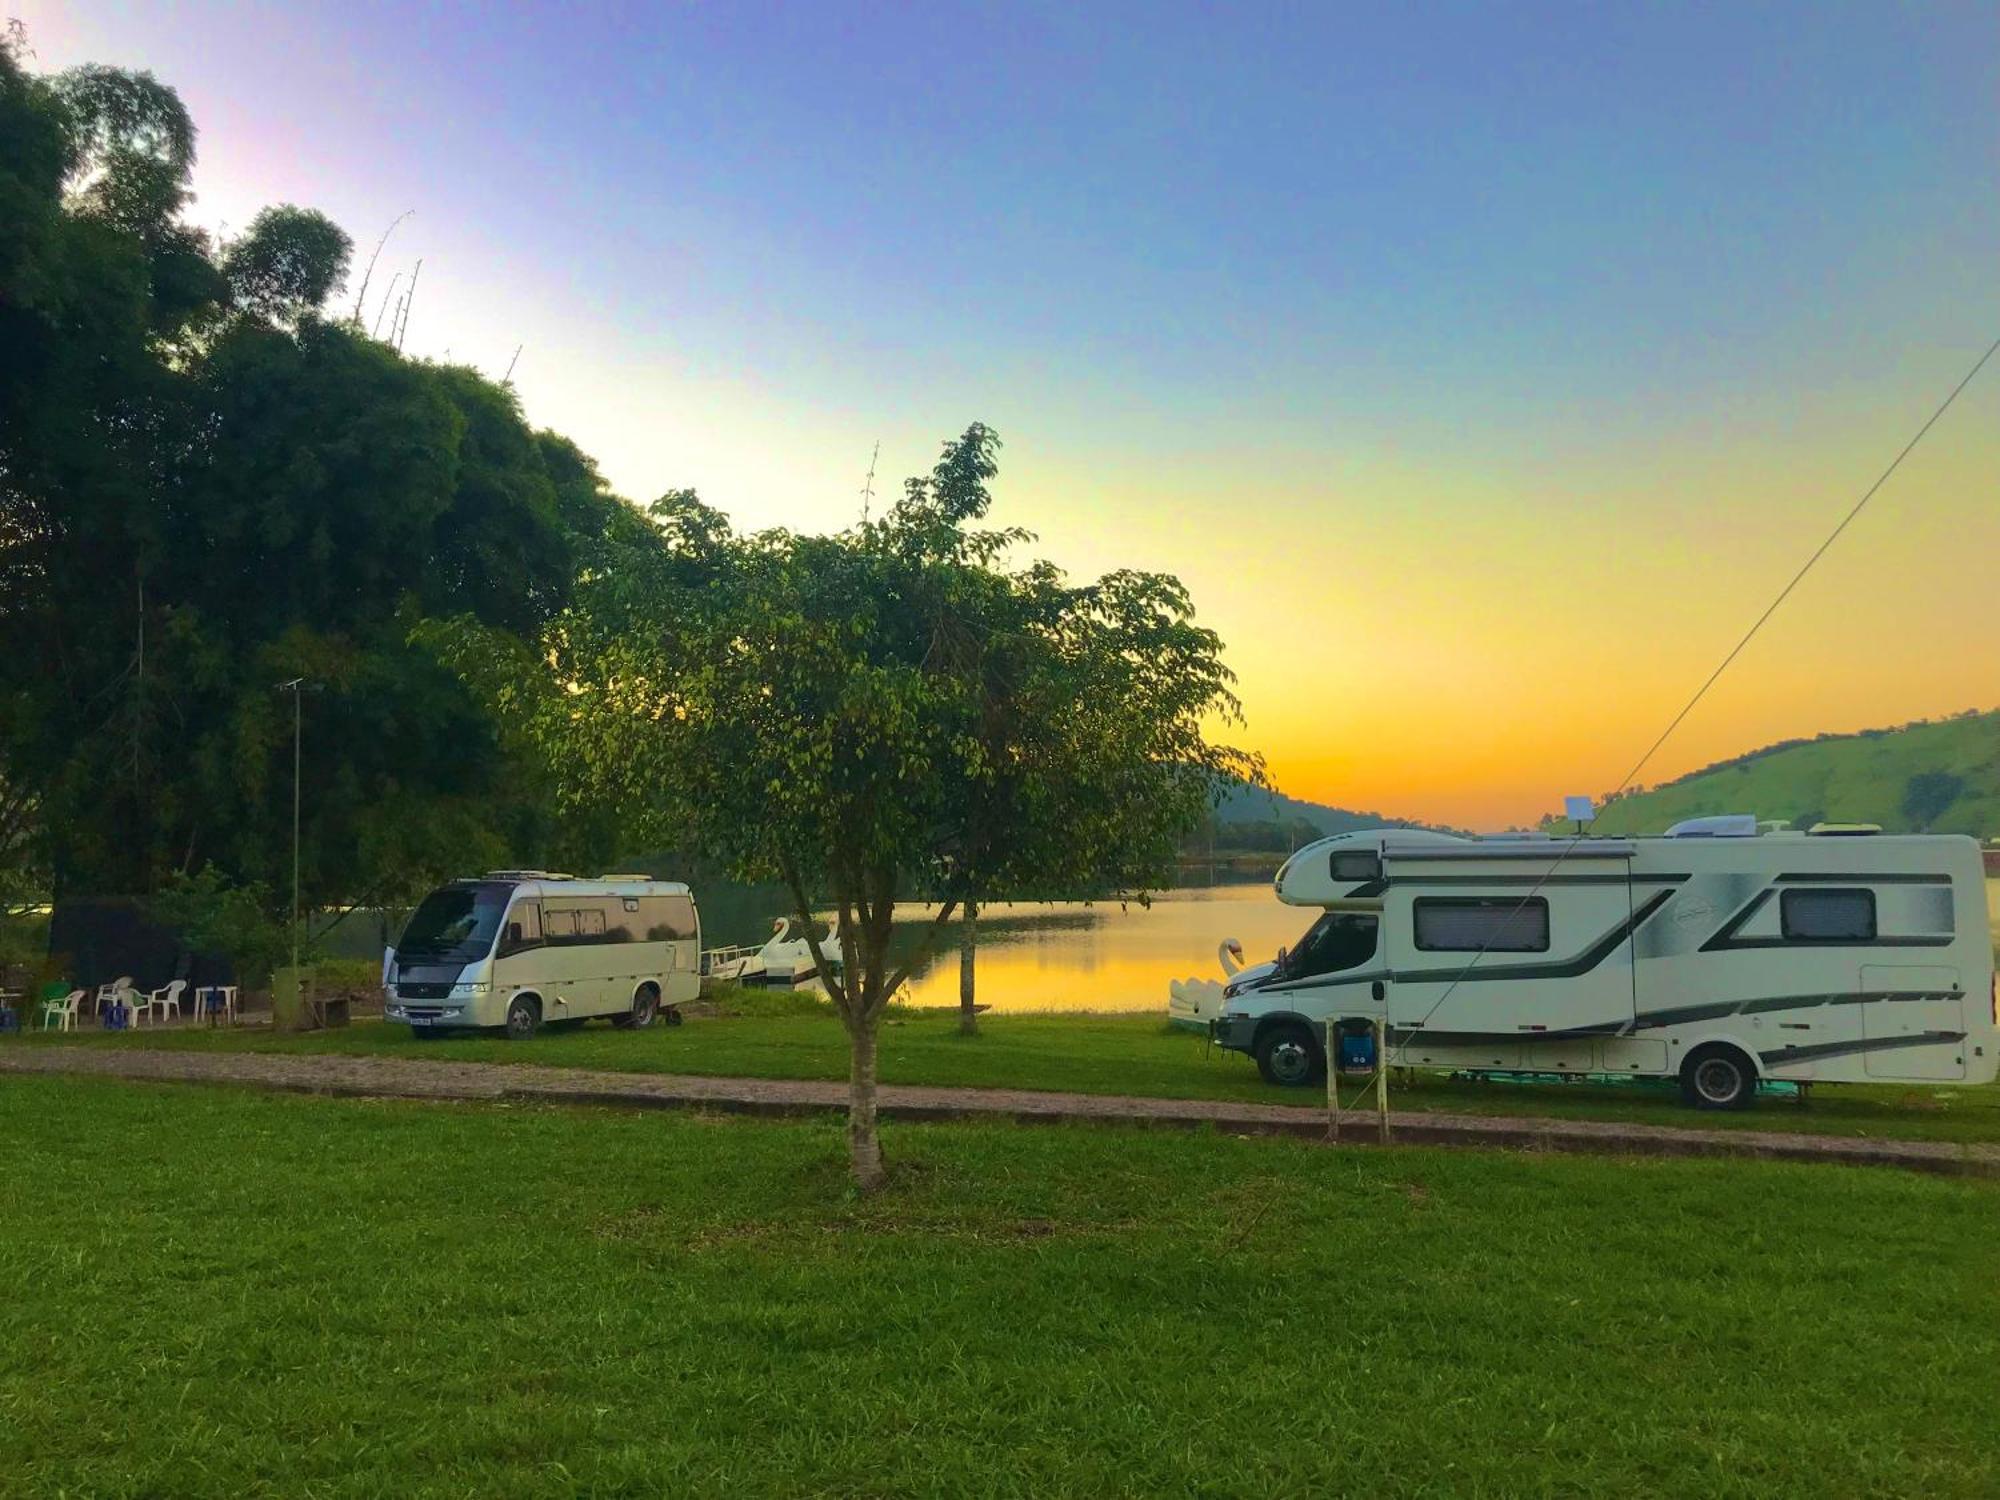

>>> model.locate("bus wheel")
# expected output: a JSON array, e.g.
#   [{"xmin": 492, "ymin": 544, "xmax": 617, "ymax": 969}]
[
  {"xmin": 1255, "ymin": 1020, "xmax": 1324, "ymax": 1088},
  {"xmin": 614, "ymin": 984, "xmax": 659, "ymax": 1031},
  {"xmin": 504, "ymin": 995, "xmax": 540, "ymax": 1041},
  {"xmin": 1681, "ymin": 1045, "xmax": 1756, "ymax": 1110}
]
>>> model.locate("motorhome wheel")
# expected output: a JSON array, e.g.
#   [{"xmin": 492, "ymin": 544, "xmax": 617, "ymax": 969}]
[
  {"xmin": 1681, "ymin": 1045, "xmax": 1755, "ymax": 1110},
  {"xmin": 1255, "ymin": 1020, "xmax": 1325, "ymax": 1087}
]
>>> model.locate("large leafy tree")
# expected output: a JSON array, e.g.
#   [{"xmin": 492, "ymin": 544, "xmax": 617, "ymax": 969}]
[
  {"xmin": 520, "ymin": 427, "xmax": 1252, "ymax": 1190},
  {"xmin": 0, "ymin": 36, "xmax": 606, "ymax": 929}
]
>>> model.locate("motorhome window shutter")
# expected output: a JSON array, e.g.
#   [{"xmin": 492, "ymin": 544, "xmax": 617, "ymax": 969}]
[
  {"xmin": 1779, "ymin": 888, "xmax": 1876, "ymax": 942},
  {"xmin": 1412, "ymin": 897, "xmax": 1551, "ymax": 953}
]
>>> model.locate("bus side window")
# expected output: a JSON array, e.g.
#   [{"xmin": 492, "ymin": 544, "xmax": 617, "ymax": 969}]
[
  {"xmin": 641, "ymin": 895, "xmax": 698, "ymax": 941},
  {"xmin": 545, "ymin": 908, "xmax": 578, "ymax": 944},
  {"xmin": 499, "ymin": 901, "xmax": 542, "ymax": 957}
]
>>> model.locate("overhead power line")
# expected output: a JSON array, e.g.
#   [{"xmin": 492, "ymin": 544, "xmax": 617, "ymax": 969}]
[{"xmin": 1389, "ymin": 330, "xmax": 2000, "ymax": 1057}]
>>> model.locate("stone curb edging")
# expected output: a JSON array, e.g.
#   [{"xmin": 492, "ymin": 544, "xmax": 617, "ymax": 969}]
[{"xmin": 2, "ymin": 1046, "xmax": 1994, "ymax": 1179}]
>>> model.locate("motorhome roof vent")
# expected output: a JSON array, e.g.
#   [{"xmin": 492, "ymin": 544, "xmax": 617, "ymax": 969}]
[
  {"xmin": 482, "ymin": 869, "xmax": 576, "ymax": 880},
  {"xmin": 1664, "ymin": 814, "xmax": 1759, "ymax": 838},
  {"xmin": 597, "ymin": 873, "xmax": 657, "ymax": 881},
  {"xmin": 1806, "ymin": 823, "xmax": 1882, "ymax": 837}
]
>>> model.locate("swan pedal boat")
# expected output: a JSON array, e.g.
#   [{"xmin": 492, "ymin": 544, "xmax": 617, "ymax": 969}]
[
  {"xmin": 1168, "ymin": 939, "xmax": 1276, "ymax": 1029},
  {"xmin": 704, "ymin": 916, "xmax": 843, "ymax": 988}
]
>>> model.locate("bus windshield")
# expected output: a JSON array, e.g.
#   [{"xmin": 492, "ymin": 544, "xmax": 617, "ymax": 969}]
[{"xmin": 397, "ymin": 883, "xmax": 513, "ymax": 963}]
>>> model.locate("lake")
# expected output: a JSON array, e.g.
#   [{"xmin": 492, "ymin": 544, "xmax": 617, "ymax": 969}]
[
  {"xmin": 883, "ymin": 883, "xmax": 1327, "ymax": 1014},
  {"xmin": 873, "ymin": 877, "xmax": 2000, "ymax": 1016}
]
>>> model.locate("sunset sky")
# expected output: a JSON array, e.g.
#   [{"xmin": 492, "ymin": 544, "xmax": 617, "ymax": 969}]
[{"xmin": 26, "ymin": 2, "xmax": 2000, "ymax": 828}]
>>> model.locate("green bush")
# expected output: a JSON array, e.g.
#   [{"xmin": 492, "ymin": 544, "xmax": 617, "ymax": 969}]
[{"xmin": 148, "ymin": 868, "xmax": 291, "ymax": 988}]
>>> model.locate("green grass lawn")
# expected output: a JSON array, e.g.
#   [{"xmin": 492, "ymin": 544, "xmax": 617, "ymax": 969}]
[
  {"xmin": 24, "ymin": 992, "xmax": 2000, "ymax": 1146},
  {"xmin": 1, "ymin": 1076, "xmax": 1995, "ymax": 1497}
]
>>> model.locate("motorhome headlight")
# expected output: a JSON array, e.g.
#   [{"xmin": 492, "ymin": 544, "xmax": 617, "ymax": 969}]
[{"xmin": 448, "ymin": 980, "xmax": 491, "ymax": 998}]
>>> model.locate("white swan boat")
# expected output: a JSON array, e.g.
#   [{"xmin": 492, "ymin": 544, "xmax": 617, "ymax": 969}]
[
  {"xmin": 1168, "ymin": 938, "xmax": 1277, "ymax": 1029},
  {"xmin": 704, "ymin": 916, "xmax": 842, "ymax": 987}
]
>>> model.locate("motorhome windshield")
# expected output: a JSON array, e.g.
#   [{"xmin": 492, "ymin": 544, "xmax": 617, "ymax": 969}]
[
  {"xmin": 397, "ymin": 883, "xmax": 514, "ymax": 963},
  {"xmin": 1282, "ymin": 913, "xmax": 1378, "ymax": 980}
]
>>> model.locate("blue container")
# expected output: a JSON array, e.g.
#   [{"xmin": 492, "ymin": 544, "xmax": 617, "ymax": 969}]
[{"xmin": 1338, "ymin": 1028, "xmax": 1377, "ymax": 1073}]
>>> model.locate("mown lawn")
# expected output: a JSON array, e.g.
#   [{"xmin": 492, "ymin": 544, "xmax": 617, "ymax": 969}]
[
  {"xmin": 25, "ymin": 992, "xmax": 2000, "ymax": 1145},
  {"xmin": 1, "ymin": 1076, "xmax": 1995, "ymax": 1497}
]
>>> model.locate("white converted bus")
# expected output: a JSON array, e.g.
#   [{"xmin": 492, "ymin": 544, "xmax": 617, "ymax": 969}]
[
  {"xmin": 385, "ymin": 872, "xmax": 701, "ymax": 1039},
  {"xmin": 1211, "ymin": 820, "xmax": 1996, "ymax": 1109}
]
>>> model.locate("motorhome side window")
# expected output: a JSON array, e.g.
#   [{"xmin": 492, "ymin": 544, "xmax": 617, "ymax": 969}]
[
  {"xmin": 1779, "ymin": 888, "xmax": 1876, "ymax": 942},
  {"xmin": 1412, "ymin": 897, "xmax": 1550, "ymax": 952},
  {"xmin": 1329, "ymin": 852, "xmax": 1382, "ymax": 883}
]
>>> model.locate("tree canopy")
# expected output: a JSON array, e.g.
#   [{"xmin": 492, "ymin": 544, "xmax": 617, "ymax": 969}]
[{"xmin": 0, "ymin": 35, "xmax": 630, "ymax": 925}]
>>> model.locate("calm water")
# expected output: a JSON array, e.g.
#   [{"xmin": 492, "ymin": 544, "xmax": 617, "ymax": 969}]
[
  {"xmin": 871, "ymin": 877, "xmax": 2000, "ymax": 1016},
  {"xmin": 884, "ymin": 884, "xmax": 1325, "ymax": 1014}
]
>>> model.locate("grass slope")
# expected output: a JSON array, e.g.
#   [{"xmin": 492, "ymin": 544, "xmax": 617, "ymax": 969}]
[
  {"xmin": 25, "ymin": 997, "xmax": 2000, "ymax": 1144},
  {"xmin": 2, "ymin": 1076, "xmax": 1996, "ymax": 1497},
  {"xmin": 1573, "ymin": 710, "xmax": 2000, "ymax": 836}
]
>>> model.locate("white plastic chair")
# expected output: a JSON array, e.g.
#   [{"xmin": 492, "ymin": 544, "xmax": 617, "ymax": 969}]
[
  {"xmin": 121, "ymin": 982, "xmax": 152, "ymax": 1028},
  {"xmin": 150, "ymin": 979, "xmax": 189, "ymax": 1023},
  {"xmin": 41, "ymin": 989, "xmax": 85, "ymax": 1032},
  {"xmin": 93, "ymin": 975, "xmax": 134, "ymax": 1017}
]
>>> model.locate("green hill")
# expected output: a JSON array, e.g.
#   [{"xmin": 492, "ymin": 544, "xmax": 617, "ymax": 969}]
[{"xmin": 1563, "ymin": 709, "xmax": 2000, "ymax": 838}]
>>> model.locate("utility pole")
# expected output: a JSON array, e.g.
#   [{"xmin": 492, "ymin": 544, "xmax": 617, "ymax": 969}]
[{"xmin": 860, "ymin": 440, "xmax": 879, "ymax": 526}]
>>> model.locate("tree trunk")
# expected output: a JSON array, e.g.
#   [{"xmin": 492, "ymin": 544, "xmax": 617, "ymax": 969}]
[
  {"xmin": 847, "ymin": 1015, "xmax": 886, "ymax": 1193},
  {"xmin": 958, "ymin": 897, "xmax": 978, "ymax": 1036}
]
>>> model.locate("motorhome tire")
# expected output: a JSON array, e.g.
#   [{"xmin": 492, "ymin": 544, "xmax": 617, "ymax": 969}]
[
  {"xmin": 613, "ymin": 984, "xmax": 660, "ymax": 1030},
  {"xmin": 504, "ymin": 995, "xmax": 541, "ymax": 1041},
  {"xmin": 1255, "ymin": 1020, "xmax": 1325, "ymax": 1087},
  {"xmin": 1681, "ymin": 1045, "xmax": 1756, "ymax": 1110}
]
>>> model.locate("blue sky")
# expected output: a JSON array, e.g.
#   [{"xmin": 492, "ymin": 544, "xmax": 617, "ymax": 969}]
[{"xmin": 27, "ymin": 1, "xmax": 2000, "ymax": 822}]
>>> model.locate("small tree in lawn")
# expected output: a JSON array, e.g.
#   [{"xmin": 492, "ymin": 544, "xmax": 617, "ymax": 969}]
[{"xmin": 538, "ymin": 425, "xmax": 1253, "ymax": 1190}]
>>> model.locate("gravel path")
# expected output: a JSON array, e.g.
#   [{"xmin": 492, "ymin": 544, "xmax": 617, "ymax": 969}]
[{"xmin": 4, "ymin": 1046, "xmax": 1994, "ymax": 1177}]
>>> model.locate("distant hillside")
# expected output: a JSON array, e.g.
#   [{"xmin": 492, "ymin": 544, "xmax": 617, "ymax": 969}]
[
  {"xmin": 1198, "ymin": 785, "xmax": 1442, "ymax": 855},
  {"xmin": 1217, "ymin": 784, "xmax": 1442, "ymax": 834},
  {"xmin": 1563, "ymin": 709, "xmax": 2000, "ymax": 837}
]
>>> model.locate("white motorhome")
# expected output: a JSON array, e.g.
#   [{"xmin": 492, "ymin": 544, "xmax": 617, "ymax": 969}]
[
  {"xmin": 385, "ymin": 872, "xmax": 701, "ymax": 1039},
  {"xmin": 1211, "ymin": 820, "xmax": 1996, "ymax": 1108}
]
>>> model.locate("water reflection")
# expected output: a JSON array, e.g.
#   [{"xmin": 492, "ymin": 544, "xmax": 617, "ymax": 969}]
[{"xmin": 878, "ymin": 884, "xmax": 1314, "ymax": 1014}]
